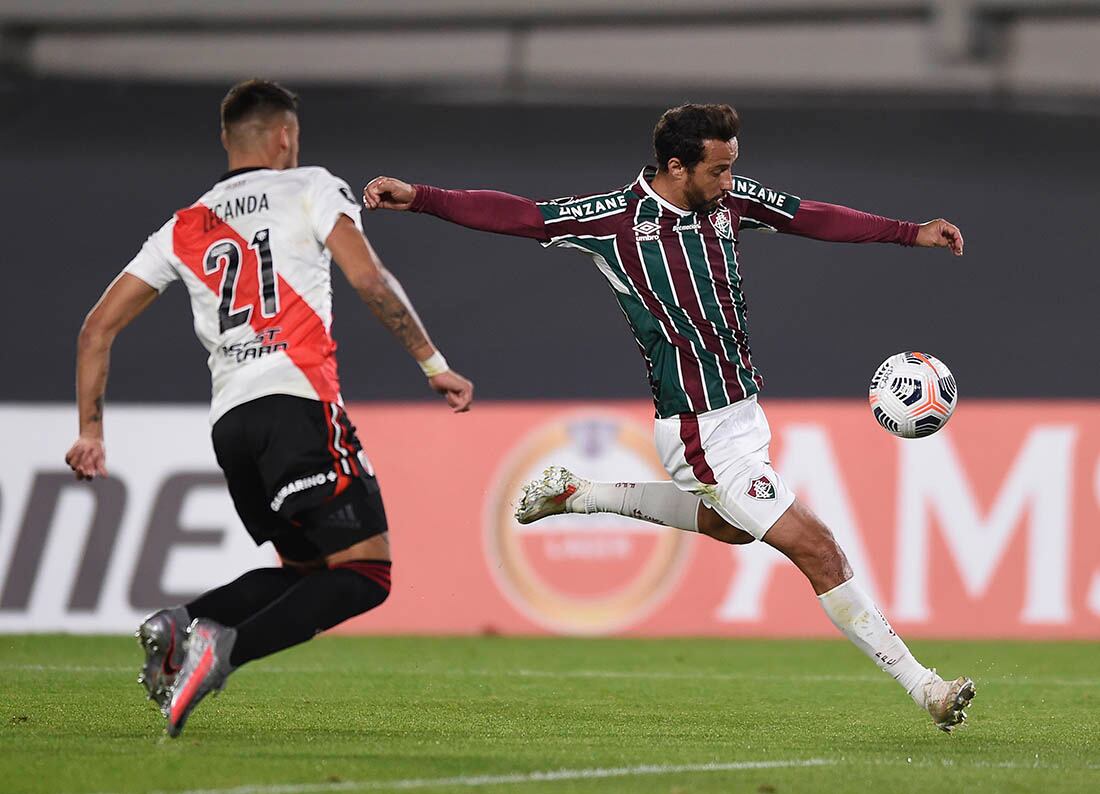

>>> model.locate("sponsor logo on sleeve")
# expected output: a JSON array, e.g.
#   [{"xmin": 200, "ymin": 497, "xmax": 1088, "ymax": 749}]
[
  {"xmin": 545, "ymin": 193, "xmax": 630, "ymax": 224},
  {"xmin": 729, "ymin": 177, "xmax": 792, "ymax": 212}
]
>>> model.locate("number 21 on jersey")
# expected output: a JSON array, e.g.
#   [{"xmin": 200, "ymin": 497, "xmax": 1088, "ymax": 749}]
[{"xmin": 203, "ymin": 228, "xmax": 279, "ymax": 334}]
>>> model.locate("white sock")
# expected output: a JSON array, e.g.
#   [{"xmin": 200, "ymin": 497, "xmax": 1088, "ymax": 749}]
[
  {"xmin": 817, "ymin": 578, "xmax": 936, "ymax": 706},
  {"xmin": 578, "ymin": 481, "xmax": 700, "ymax": 532}
]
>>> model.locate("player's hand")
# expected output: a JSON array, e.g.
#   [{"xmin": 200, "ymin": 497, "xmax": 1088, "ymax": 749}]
[
  {"xmin": 429, "ymin": 370, "xmax": 474, "ymax": 413},
  {"xmin": 363, "ymin": 177, "xmax": 416, "ymax": 211},
  {"xmin": 65, "ymin": 436, "xmax": 107, "ymax": 481},
  {"xmin": 915, "ymin": 218, "xmax": 964, "ymax": 256}
]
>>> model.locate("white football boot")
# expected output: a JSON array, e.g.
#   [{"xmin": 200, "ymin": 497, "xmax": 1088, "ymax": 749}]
[
  {"xmin": 514, "ymin": 466, "xmax": 591, "ymax": 524},
  {"xmin": 921, "ymin": 672, "xmax": 976, "ymax": 733}
]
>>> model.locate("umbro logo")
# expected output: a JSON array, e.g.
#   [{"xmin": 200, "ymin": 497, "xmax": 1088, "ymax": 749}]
[
  {"xmin": 746, "ymin": 475, "xmax": 776, "ymax": 500},
  {"xmin": 633, "ymin": 220, "xmax": 661, "ymax": 242}
]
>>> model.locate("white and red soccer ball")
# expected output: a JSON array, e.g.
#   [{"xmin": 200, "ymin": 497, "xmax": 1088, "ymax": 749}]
[{"xmin": 868, "ymin": 352, "xmax": 957, "ymax": 438}]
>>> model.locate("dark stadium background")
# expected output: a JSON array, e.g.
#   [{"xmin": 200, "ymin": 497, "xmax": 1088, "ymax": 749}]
[{"xmin": 4, "ymin": 80, "xmax": 1097, "ymax": 404}]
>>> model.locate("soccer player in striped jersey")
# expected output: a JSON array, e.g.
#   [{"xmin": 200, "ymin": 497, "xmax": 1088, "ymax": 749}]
[
  {"xmin": 363, "ymin": 103, "xmax": 974, "ymax": 733},
  {"xmin": 64, "ymin": 79, "xmax": 473, "ymax": 737}
]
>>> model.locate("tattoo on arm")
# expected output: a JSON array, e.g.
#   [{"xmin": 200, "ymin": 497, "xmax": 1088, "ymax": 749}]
[
  {"xmin": 363, "ymin": 281, "xmax": 430, "ymax": 354},
  {"xmin": 90, "ymin": 395, "xmax": 104, "ymax": 423}
]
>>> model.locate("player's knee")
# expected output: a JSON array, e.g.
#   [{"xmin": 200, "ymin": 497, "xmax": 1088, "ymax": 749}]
[
  {"xmin": 799, "ymin": 529, "xmax": 851, "ymax": 583},
  {"xmin": 768, "ymin": 504, "xmax": 848, "ymax": 568},
  {"xmin": 697, "ymin": 507, "xmax": 755, "ymax": 544},
  {"xmin": 793, "ymin": 525, "xmax": 842, "ymax": 563},
  {"xmin": 713, "ymin": 528, "xmax": 755, "ymax": 545},
  {"xmin": 328, "ymin": 560, "xmax": 392, "ymax": 614},
  {"xmin": 705, "ymin": 523, "xmax": 755, "ymax": 544}
]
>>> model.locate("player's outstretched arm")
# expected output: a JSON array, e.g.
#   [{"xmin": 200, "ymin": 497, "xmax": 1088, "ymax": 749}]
[
  {"xmin": 326, "ymin": 216, "xmax": 473, "ymax": 412},
  {"xmin": 364, "ymin": 176, "xmax": 549, "ymax": 241},
  {"xmin": 763, "ymin": 199, "xmax": 963, "ymax": 255},
  {"xmin": 65, "ymin": 274, "xmax": 159, "ymax": 480}
]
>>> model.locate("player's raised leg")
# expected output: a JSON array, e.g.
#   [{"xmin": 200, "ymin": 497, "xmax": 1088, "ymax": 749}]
[
  {"xmin": 515, "ymin": 465, "xmax": 755, "ymax": 544},
  {"xmin": 517, "ymin": 463, "xmax": 977, "ymax": 731},
  {"xmin": 763, "ymin": 500, "xmax": 975, "ymax": 732}
]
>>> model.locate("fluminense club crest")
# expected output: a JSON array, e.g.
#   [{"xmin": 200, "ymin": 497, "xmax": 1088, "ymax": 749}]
[
  {"xmin": 746, "ymin": 475, "xmax": 776, "ymax": 500},
  {"xmin": 709, "ymin": 207, "xmax": 734, "ymax": 240}
]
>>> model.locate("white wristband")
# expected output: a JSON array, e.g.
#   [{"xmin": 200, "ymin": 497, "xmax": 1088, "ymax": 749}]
[{"xmin": 418, "ymin": 351, "xmax": 450, "ymax": 377}]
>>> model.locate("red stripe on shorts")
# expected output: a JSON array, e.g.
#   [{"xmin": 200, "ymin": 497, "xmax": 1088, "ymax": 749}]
[
  {"xmin": 323, "ymin": 402, "xmax": 352, "ymax": 496},
  {"xmin": 678, "ymin": 412, "xmax": 717, "ymax": 485},
  {"xmin": 333, "ymin": 560, "xmax": 392, "ymax": 591}
]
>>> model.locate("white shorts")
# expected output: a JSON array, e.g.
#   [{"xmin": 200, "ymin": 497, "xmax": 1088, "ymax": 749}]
[{"xmin": 654, "ymin": 396, "xmax": 795, "ymax": 540}]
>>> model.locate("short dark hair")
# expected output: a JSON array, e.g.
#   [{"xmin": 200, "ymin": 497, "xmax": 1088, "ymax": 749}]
[
  {"xmin": 653, "ymin": 103, "xmax": 741, "ymax": 171},
  {"xmin": 220, "ymin": 79, "xmax": 299, "ymax": 130}
]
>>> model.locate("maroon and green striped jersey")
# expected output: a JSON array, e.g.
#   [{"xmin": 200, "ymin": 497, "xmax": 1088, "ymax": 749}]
[
  {"xmin": 536, "ymin": 166, "xmax": 801, "ymax": 418},
  {"xmin": 410, "ymin": 167, "xmax": 918, "ymax": 418}
]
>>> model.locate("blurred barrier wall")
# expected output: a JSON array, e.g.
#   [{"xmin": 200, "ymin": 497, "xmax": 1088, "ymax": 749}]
[
  {"xmin": 3, "ymin": 84, "xmax": 1100, "ymax": 404},
  {"xmin": 4, "ymin": 1, "xmax": 1100, "ymax": 101},
  {"xmin": 2, "ymin": 400, "xmax": 1098, "ymax": 638}
]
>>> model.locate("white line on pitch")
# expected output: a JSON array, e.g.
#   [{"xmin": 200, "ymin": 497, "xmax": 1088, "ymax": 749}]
[
  {"xmin": 467, "ymin": 668, "xmax": 1100, "ymax": 688},
  {"xmin": 457, "ymin": 668, "xmax": 1100, "ymax": 688},
  {"xmin": 139, "ymin": 759, "xmax": 837, "ymax": 794},
  {"xmin": 0, "ymin": 663, "xmax": 133, "ymax": 673},
  {"xmin": 80, "ymin": 756, "xmax": 1100, "ymax": 794},
  {"xmin": 5, "ymin": 664, "xmax": 1100, "ymax": 688}
]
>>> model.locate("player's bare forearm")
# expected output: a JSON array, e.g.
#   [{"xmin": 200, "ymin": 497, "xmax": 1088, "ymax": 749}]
[
  {"xmin": 75, "ymin": 329, "xmax": 111, "ymax": 439},
  {"xmin": 358, "ymin": 270, "xmax": 434, "ymax": 362},
  {"xmin": 327, "ymin": 216, "xmax": 434, "ymax": 361},
  {"xmin": 326, "ymin": 216, "xmax": 473, "ymax": 412},
  {"xmin": 74, "ymin": 274, "xmax": 157, "ymax": 436},
  {"xmin": 66, "ymin": 273, "xmax": 158, "ymax": 480},
  {"xmin": 353, "ymin": 261, "xmax": 475, "ymax": 413}
]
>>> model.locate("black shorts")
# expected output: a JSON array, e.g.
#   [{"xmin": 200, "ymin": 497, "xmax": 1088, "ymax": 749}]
[{"xmin": 211, "ymin": 394, "xmax": 388, "ymax": 560}]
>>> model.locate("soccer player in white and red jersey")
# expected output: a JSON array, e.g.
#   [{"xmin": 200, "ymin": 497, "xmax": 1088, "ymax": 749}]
[
  {"xmin": 364, "ymin": 103, "xmax": 974, "ymax": 733},
  {"xmin": 64, "ymin": 79, "xmax": 473, "ymax": 738}
]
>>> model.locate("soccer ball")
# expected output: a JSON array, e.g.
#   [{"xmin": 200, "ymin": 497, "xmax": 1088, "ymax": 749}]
[{"xmin": 868, "ymin": 352, "xmax": 957, "ymax": 438}]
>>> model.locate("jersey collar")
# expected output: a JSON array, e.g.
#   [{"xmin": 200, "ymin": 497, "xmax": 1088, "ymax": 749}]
[
  {"xmin": 635, "ymin": 166, "xmax": 691, "ymax": 217},
  {"xmin": 217, "ymin": 166, "xmax": 269, "ymax": 183}
]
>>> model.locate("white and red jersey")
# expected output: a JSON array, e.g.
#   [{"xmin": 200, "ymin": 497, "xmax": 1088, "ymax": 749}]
[{"xmin": 123, "ymin": 166, "xmax": 362, "ymax": 423}]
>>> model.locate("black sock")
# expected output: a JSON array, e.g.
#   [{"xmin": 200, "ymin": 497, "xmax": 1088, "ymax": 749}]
[
  {"xmin": 228, "ymin": 561, "xmax": 391, "ymax": 667},
  {"xmin": 185, "ymin": 567, "xmax": 305, "ymax": 627}
]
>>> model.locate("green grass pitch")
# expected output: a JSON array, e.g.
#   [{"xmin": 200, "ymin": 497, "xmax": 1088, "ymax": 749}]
[{"xmin": 2, "ymin": 635, "xmax": 1098, "ymax": 793}]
